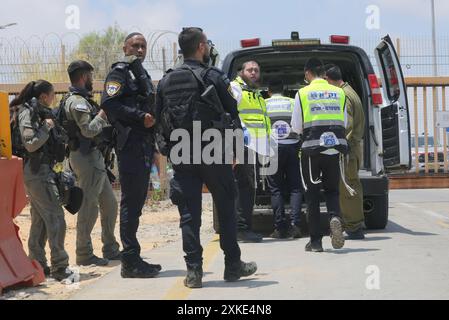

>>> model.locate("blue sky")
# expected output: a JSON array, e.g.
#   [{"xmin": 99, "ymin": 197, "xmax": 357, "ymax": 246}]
[
  {"xmin": 0, "ymin": 0, "xmax": 448, "ymax": 77},
  {"xmin": 1, "ymin": 0, "xmax": 448, "ymax": 44}
]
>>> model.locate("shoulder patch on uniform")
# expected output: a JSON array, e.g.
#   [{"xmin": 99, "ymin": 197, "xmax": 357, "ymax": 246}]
[
  {"xmin": 106, "ymin": 81, "xmax": 122, "ymax": 97},
  {"xmin": 74, "ymin": 103, "xmax": 89, "ymax": 112}
]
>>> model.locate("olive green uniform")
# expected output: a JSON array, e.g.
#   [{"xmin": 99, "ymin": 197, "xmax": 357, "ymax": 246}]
[
  {"xmin": 18, "ymin": 106, "xmax": 69, "ymax": 272},
  {"xmin": 64, "ymin": 94, "xmax": 120, "ymax": 262},
  {"xmin": 339, "ymin": 83, "xmax": 366, "ymax": 232}
]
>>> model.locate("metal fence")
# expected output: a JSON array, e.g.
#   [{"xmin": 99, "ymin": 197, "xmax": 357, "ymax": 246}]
[
  {"xmin": 1, "ymin": 34, "xmax": 449, "ymax": 85},
  {"xmin": 407, "ymin": 77, "xmax": 449, "ymax": 174},
  {"xmin": 2, "ymin": 33, "xmax": 449, "ymax": 179}
]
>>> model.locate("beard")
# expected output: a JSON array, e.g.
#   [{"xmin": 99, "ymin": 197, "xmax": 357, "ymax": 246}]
[
  {"xmin": 86, "ymin": 80, "xmax": 93, "ymax": 92},
  {"xmin": 242, "ymin": 75, "xmax": 259, "ymax": 89},
  {"xmin": 203, "ymin": 53, "xmax": 211, "ymax": 65}
]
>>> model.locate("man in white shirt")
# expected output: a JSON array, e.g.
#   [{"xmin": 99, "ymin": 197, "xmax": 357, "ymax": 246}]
[{"xmin": 265, "ymin": 79, "xmax": 303, "ymax": 239}]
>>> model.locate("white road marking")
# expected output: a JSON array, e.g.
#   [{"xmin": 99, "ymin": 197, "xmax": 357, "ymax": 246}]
[{"xmin": 398, "ymin": 202, "xmax": 449, "ymax": 222}]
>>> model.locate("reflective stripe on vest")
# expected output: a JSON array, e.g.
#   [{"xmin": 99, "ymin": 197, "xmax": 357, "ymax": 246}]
[
  {"xmin": 266, "ymin": 95, "xmax": 299, "ymax": 141},
  {"xmin": 303, "ymin": 120, "xmax": 345, "ymax": 129},
  {"xmin": 233, "ymin": 76, "xmax": 270, "ymax": 139},
  {"xmin": 302, "ymin": 139, "xmax": 348, "ymax": 149},
  {"xmin": 299, "ymin": 79, "xmax": 347, "ymax": 153}
]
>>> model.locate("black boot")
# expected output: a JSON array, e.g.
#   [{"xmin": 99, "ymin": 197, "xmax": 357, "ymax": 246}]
[
  {"xmin": 224, "ymin": 261, "xmax": 257, "ymax": 282},
  {"xmin": 184, "ymin": 267, "xmax": 203, "ymax": 289},
  {"xmin": 288, "ymin": 225, "xmax": 302, "ymax": 239},
  {"xmin": 121, "ymin": 256, "xmax": 160, "ymax": 279},
  {"xmin": 77, "ymin": 255, "xmax": 109, "ymax": 267},
  {"xmin": 345, "ymin": 228, "xmax": 365, "ymax": 240},
  {"xmin": 270, "ymin": 229, "xmax": 289, "ymax": 239},
  {"xmin": 140, "ymin": 259, "xmax": 162, "ymax": 272},
  {"xmin": 51, "ymin": 267, "xmax": 74, "ymax": 281},
  {"xmin": 305, "ymin": 239, "xmax": 324, "ymax": 253},
  {"xmin": 237, "ymin": 230, "xmax": 263, "ymax": 243}
]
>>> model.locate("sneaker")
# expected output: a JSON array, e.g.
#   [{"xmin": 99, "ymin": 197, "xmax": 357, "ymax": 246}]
[
  {"xmin": 51, "ymin": 268, "xmax": 74, "ymax": 281},
  {"xmin": 237, "ymin": 230, "xmax": 263, "ymax": 243},
  {"xmin": 184, "ymin": 267, "xmax": 203, "ymax": 289},
  {"xmin": 270, "ymin": 229, "xmax": 289, "ymax": 239},
  {"xmin": 77, "ymin": 255, "xmax": 109, "ymax": 267},
  {"xmin": 305, "ymin": 240, "xmax": 324, "ymax": 253},
  {"xmin": 345, "ymin": 228, "xmax": 365, "ymax": 240},
  {"xmin": 121, "ymin": 259, "xmax": 160, "ymax": 279},
  {"xmin": 330, "ymin": 217, "xmax": 345, "ymax": 249},
  {"xmin": 224, "ymin": 261, "xmax": 257, "ymax": 282},
  {"xmin": 288, "ymin": 225, "xmax": 302, "ymax": 239}
]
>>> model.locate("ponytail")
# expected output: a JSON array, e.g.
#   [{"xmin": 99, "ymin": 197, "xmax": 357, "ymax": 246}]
[
  {"xmin": 10, "ymin": 80, "xmax": 53, "ymax": 109},
  {"xmin": 9, "ymin": 80, "xmax": 54, "ymax": 125}
]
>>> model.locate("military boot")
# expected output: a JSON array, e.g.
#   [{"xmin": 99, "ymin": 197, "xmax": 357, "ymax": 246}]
[
  {"xmin": 140, "ymin": 259, "xmax": 162, "ymax": 272},
  {"xmin": 330, "ymin": 217, "xmax": 345, "ymax": 249},
  {"xmin": 184, "ymin": 267, "xmax": 203, "ymax": 289},
  {"xmin": 288, "ymin": 225, "xmax": 302, "ymax": 239},
  {"xmin": 121, "ymin": 256, "xmax": 160, "ymax": 279},
  {"xmin": 224, "ymin": 261, "xmax": 258, "ymax": 282},
  {"xmin": 77, "ymin": 255, "xmax": 109, "ymax": 267},
  {"xmin": 51, "ymin": 268, "xmax": 74, "ymax": 282},
  {"xmin": 305, "ymin": 240, "xmax": 324, "ymax": 253}
]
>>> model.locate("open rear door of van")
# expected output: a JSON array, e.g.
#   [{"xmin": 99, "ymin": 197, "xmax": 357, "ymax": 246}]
[{"xmin": 374, "ymin": 34, "xmax": 412, "ymax": 172}]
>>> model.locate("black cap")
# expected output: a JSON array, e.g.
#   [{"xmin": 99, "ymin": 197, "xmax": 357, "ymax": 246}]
[
  {"xmin": 67, "ymin": 60, "xmax": 94, "ymax": 75},
  {"xmin": 304, "ymin": 58, "xmax": 324, "ymax": 72}
]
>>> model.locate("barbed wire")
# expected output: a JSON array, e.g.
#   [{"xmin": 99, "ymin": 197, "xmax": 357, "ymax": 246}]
[{"xmin": 1, "ymin": 33, "xmax": 449, "ymax": 84}]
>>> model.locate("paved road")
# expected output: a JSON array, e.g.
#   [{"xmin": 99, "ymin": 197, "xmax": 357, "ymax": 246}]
[{"xmin": 72, "ymin": 189, "xmax": 449, "ymax": 300}]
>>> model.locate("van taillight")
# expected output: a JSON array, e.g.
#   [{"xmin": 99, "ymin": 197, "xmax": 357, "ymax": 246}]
[
  {"xmin": 368, "ymin": 74, "xmax": 383, "ymax": 105},
  {"xmin": 241, "ymin": 38, "xmax": 261, "ymax": 48},
  {"xmin": 330, "ymin": 35, "xmax": 350, "ymax": 44}
]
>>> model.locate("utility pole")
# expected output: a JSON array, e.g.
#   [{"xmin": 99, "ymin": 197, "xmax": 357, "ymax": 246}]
[{"xmin": 431, "ymin": 0, "xmax": 438, "ymax": 76}]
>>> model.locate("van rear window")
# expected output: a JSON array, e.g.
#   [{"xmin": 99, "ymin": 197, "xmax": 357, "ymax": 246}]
[{"xmin": 379, "ymin": 48, "xmax": 400, "ymax": 102}]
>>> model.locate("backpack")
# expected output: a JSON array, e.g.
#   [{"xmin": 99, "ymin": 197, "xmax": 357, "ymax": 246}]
[{"xmin": 10, "ymin": 105, "xmax": 27, "ymax": 158}]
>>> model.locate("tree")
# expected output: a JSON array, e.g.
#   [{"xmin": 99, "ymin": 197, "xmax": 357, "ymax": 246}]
[{"xmin": 72, "ymin": 24, "xmax": 127, "ymax": 80}]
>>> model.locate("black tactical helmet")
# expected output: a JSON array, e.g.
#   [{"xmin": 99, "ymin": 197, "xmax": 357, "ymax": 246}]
[{"xmin": 58, "ymin": 171, "xmax": 84, "ymax": 215}]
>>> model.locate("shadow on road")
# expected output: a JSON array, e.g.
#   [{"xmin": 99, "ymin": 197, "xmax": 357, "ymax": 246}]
[
  {"xmin": 157, "ymin": 270, "xmax": 213, "ymax": 278},
  {"xmin": 326, "ymin": 248, "xmax": 381, "ymax": 255},
  {"xmin": 262, "ymin": 238, "xmax": 300, "ymax": 244},
  {"xmin": 203, "ymin": 279, "xmax": 278, "ymax": 289},
  {"xmin": 367, "ymin": 221, "xmax": 438, "ymax": 237},
  {"xmin": 362, "ymin": 236, "xmax": 392, "ymax": 242}
]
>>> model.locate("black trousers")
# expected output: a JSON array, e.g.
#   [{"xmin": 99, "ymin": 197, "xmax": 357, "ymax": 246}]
[
  {"xmin": 171, "ymin": 164, "xmax": 241, "ymax": 269},
  {"xmin": 234, "ymin": 148, "xmax": 257, "ymax": 231},
  {"xmin": 118, "ymin": 138, "xmax": 153, "ymax": 262},
  {"xmin": 267, "ymin": 143, "xmax": 303, "ymax": 231},
  {"xmin": 301, "ymin": 153, "xmax": 341, "ymax": 241}
]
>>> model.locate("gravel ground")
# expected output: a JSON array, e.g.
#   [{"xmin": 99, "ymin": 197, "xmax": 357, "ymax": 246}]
[{"xmin": 1, "ymin": 193, "xmax": 215, "ymax": 300}]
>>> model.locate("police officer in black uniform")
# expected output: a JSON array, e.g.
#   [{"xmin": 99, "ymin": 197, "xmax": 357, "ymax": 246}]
[
  {"xmin": 155, "ymin": 27, "xmax": 257, "ymax": 289},
  {"xmin": 101, "ymin": 33, "xmax": 161, "ymax": 278}
]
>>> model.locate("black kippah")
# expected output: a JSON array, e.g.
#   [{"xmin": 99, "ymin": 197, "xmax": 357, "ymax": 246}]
[
  {"xmin": 125, "ymin": 32, "xmax": 144, "ymax": 42},
  {"xmin": 304, "ymin": 58, "xmax": 324, "ymax": 72}
]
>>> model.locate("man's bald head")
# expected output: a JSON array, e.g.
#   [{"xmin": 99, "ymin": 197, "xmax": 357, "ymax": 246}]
[{"xmin": 123, "ymin": 33, "xmax": 147, "ymax": 62}]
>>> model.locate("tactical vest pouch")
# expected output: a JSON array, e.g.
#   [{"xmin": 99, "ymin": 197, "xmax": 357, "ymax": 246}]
[
  {"xmin": 28, "ymin": 152, "xmax": 44, "ymax": 175},
  {"xmin": 54, "ymin": 143, "xmax": 66, "ymax": 163}
]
